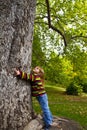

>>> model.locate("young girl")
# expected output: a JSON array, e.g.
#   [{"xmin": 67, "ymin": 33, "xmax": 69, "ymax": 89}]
[{"xmin": 14, "ymin": 66, "xmax": 59, "ymax": 130}]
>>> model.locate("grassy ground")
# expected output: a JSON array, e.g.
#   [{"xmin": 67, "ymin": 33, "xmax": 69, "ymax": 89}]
[{"xmin": 32, "ymin": 83, "xmax": 87, "ymax": 129}]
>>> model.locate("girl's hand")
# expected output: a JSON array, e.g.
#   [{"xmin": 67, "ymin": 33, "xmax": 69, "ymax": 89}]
[{"xmin": 14, "ymin": 68, "xmax": 20, "ymax": 75}]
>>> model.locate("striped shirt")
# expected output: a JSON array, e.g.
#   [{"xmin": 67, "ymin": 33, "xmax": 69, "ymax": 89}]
[{"xmin": 18, "ymin": 71, "xmax": 46, "ymax": 97}]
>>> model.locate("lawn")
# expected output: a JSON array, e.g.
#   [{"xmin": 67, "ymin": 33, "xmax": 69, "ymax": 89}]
[{"xmin": 32, "ymin": 83, "xmax": 87, "ymax": 129}]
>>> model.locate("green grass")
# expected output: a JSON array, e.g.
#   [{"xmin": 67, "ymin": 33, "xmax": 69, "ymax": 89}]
[{"xmin": 32, "ymin": 83, "xmax": 87, "ymax": 129}]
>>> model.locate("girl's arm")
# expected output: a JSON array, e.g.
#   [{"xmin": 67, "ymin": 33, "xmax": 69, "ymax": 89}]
[{"xmin": 14, "ymin": 68, "xmax": 34, "ymax": 81}]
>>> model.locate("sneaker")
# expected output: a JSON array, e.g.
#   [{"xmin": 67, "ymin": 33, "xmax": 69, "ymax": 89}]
[
  {"xmin": 44, "ymin": 128, "xmax": 49, "ymax": 130},
  {"xmin": 44, "ymin": 125, "xmax": 51, "ymax": 130}
]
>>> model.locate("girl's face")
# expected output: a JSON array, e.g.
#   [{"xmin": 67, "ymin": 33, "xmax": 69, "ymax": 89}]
[{"xmin": 33, "ymin": 66, "xmax": 40, "ymax": 74}]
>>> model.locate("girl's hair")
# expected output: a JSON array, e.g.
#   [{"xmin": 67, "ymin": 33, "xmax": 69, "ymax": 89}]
[
  {"xmin": 35, "ymin": 66, "xmax": 44, "ymax": 85},
  {"xmin": 37, "ymin": 66, "xmax": 44, "ymax": 78}
]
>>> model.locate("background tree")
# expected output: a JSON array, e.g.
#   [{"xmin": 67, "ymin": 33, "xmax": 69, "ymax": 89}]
[
  {"xmin": 32, "ymin": 0, "xmax": 87, "ymax": 94},
  {"xmin": 0, "ymin": 0, "xmax": 36, "ymax": 129}
]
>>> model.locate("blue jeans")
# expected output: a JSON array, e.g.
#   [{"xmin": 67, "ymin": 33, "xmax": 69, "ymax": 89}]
[{"xmin": 36, "ymin": 93, "xmax": 53, "ymax": 128}]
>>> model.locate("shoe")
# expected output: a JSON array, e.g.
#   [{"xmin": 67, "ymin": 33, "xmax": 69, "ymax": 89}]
[
  {"xmin": 50, "ymin": 122, "xmax": 62, "ymax": 128},
  {"xmin": 44, "ymin": 127, "xmax": 50, "ymax": 130},
  {"xmin": 44, "ymin": 128, "xmax": 49, "ymax": 130},
  {"xmin": 44, "ymin": 125, "xmax": 51, "ymax": 130}
]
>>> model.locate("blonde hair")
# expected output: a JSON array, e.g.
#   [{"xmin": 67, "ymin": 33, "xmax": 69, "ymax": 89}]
[
  {"xmin": 35, "ymin": 66, "xmax": 44, "ymax": 85},
  {"xmin": 37, "ymin": 66, "xmax": 44, "ymax": 78}
]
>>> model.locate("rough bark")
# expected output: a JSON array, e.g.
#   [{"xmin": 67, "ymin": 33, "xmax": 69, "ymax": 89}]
[{"xmin": 0, "ymin": 0, "xmax": 36, "ymax": 130}]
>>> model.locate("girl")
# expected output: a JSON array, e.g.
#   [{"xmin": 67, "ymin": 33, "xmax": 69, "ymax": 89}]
[{"xmin": 14, "ymin": 66, "xmax": 59, "ymax": 130}]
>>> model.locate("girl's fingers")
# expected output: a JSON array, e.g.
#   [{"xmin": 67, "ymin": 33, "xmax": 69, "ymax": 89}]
[{"xmin": 14, "ymin": 68, "xmax": 20, "ymax": 75}]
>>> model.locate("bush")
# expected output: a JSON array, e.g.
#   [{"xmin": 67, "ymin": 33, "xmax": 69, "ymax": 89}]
[
  {"xmin": 66, "ymin": 82, "xmax": 82, "ymax": 96},
  {"xmin": 82, "ymin": 83, "xmax": 87, "ymax": 93}
]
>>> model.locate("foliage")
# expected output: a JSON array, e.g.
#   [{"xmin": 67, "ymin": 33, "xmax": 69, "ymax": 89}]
[
  {"xmin": 32, "ymin": 33, "xmax": 46, "ymax": 67},
  {"xmin": 44, "ymin": 53, "xmax": 73, "ymax": 86},
  {"xmin": 82, "ymin": 83, "xmax": 87, "ymax": 93},
  {"xmin": 66, "ymin": 81, "xmax": 83, "ymax": 96},
  {"xmin": 35, "ymin": 0, "xmax": 87, "ymax": 52},
  {"xmin": 32, "ymin": 0, "xmax": 87, "ymax": 94}
]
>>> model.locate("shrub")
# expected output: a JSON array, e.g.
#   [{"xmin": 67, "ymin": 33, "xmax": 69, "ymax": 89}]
[
  {"xmin": 82, "ymin": 83, "xmax": 87, "ymax": 93},
  {"xmin": 66, "ymin": 82, "xmax": 82, "ymax": 95}
]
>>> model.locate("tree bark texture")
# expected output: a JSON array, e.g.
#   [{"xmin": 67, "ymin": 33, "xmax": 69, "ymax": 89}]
[{"xmin": 0, "ymin": 0, "xmax": 36, "ymax": 130}]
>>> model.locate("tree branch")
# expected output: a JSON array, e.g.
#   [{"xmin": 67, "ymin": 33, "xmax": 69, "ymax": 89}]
[
  {"xmin": 45, "ymin": 0, "xmax": 67, "ymax": 46},
  {"xmin": 71, "ymin": 35, "xmax": 87, "ymax": 39}
]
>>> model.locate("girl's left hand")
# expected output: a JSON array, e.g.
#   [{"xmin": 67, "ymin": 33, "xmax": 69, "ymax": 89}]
[{"xmin": 14, "ymin": 68, "xmax": 20, "ymax": 75}]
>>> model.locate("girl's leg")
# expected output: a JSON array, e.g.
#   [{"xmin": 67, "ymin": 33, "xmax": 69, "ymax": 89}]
[{"xmin": 36, "ymin": 94, "xmax": 53, "ymax": 128}]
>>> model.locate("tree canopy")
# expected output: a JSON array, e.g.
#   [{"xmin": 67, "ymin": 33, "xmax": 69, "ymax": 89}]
[{"xmin": 32, "ymin": 0, "xmax": 87, "ymax": 92}]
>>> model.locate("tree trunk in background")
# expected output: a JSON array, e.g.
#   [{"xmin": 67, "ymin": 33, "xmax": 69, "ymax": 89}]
[{"xmin": 0, "ymin": 0, "xmax": 36, "ymax": 130}]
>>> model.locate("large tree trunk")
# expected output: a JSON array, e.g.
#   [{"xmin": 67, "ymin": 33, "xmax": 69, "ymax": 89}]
[{"xmin": 0, "ymin": 0, "xmax": 36, "ymax": 130}]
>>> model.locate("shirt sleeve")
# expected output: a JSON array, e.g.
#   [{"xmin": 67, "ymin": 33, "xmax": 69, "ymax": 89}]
[{"xmin": 17, "ymin": 71, "xmax": 35, "ymax": 81}]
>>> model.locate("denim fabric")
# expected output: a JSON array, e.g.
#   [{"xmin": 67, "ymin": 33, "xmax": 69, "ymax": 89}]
[{"xmin": 36, "ymin": 93, "xmax": 53, "ymax": 128}]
